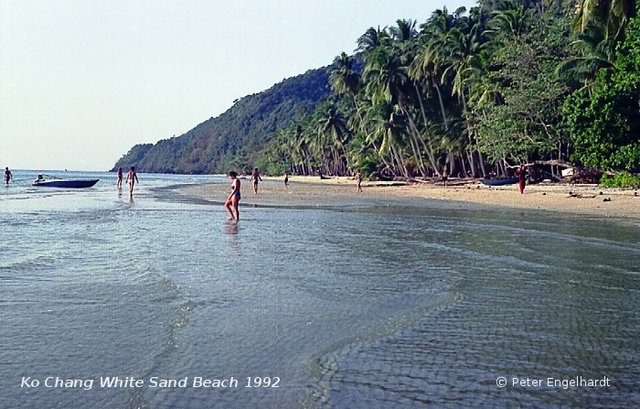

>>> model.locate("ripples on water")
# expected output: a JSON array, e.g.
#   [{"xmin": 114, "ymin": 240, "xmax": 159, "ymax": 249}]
[{"xmin": 1, "ymin": 171, "xmax": 639, "ymax": 408}]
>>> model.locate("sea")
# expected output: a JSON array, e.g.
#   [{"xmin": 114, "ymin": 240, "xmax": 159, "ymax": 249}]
[{"xmin": 1, "ymin": 170, "xmax": 639, "ymax": 409}]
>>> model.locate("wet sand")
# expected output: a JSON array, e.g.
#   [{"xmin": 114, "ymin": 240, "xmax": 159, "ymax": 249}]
[{"xmin": 181, "ymin": 175, "xmax": 640, "ymax": 223}]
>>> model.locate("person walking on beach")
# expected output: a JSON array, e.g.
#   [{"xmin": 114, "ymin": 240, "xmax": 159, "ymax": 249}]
[
  {"xmin": 225, "ymin": 171, "xmax": 241, "ymax": 222},
  {"xmin": 117, "ymin": 167, "xmax": 123, "ymax": 189},
  {"xmin": 441, "ymin": 166, "xmax": 449, "ymax": 187},
  {"xmin": 4, "ymin": 167, "xmax": 12, "ymax": 185},
  {"xmin": 517, "ymin": 164, "xmax": 527, "ymax": 194},
  {"xmin": 251, "ymin": 168, "xmax": 262, "ymax": 194},
  {"xmin": 284, "ymin": 171, "xmax": 289, "ymax": 189},
  {"xmin": 126, "ymin": 166, "xmax": 139, "ymax": 196},
  {"xmin": 355, "ymin": 170, "xmax": 363, "ymax": 192}
]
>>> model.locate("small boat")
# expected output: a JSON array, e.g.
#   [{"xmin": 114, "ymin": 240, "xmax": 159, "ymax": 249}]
[
  {"xmin": 480, "ymin": 177, "xmax": 519, "ymax": 186},
  {"xmin": 33, "ymin": 175, "xmax": 99, "ymax": 188}
]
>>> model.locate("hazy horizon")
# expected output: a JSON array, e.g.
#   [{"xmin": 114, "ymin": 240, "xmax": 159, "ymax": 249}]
[{"xmin": 1, "ymin": 0, "xmax": 475, "ymax": 171}]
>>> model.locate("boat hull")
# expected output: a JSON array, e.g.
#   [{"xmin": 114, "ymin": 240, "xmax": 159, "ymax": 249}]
[
  {"xmin": 480, "ymin": 177, "xmax": 519, "ymax": 186},
  {"xmin": 33, "ymin": 179, "xmax": 99, "ymax": 188}
]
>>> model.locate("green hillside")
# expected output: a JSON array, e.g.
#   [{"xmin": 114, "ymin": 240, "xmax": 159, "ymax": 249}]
[
  {"xmin": 112, "ymin": 67, "xmax": 331, "ymax": 174},
  {"xmin": 114, "ymin": 0, "xmax": 640, "ymax": 185}
]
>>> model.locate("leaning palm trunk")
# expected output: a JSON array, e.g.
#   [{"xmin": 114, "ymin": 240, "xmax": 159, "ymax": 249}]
[
  {"xmin": 340, "ymin": 144, "xmax": 349, "ymax": 175},
  {"xmin": 460, "ymin": 93, "xmax": 481, "ymax": 178},
  {"xmin": 433, "ymin": 80, "xmax": 449, "ymax": 129},
  {"xmin": 371, "ymin": 139, "xmax": 394, "ymax": 170},
  {"xmin": 389, "ymin": 144, "xmax": 409, "ymax": 178},
  {"xmin": 466, "ymin": 151, "xmax": 476, "ymax": 177},
  {"xmin": 467, "ymin": 149, "xmax": 477, "ymax": 177},
  {"xmin": 409, "ymin": 133, "xmax": 427, "ymax": 177},
  {"xmin": 413, "ymin": 83, "xmax": 441, "ymax": 175},
  {"xmin": 404, "ymin": 109, "xmax": 438, "ymax": 177},
  {"xmin": 460, "ymin": 155, "xmax": 468, "ymax": 178},
  {"xmin": 476, "ymin": 146, "xmax": 487, "ymax": 178},
  {"xmin": 403, "ymin": 118, "xmax": 428, "ymax": 177},
  {"xmin": 447, "ymin": 150, "xmax": 456, "ymax": 176},
  {"xmin": 334, "ymin": 151, "xmax": 341, "ymax": 175},
  {"xmin": 469, "ymin": 127, "xmax": 486, "ymax": 178},
  {"xmin": 500, "ymin": 158, "xmax": 509, "ymax": 177},
  {"xmin": 418, "ymin": 131, "xmax": 443, "ymax": 176}
]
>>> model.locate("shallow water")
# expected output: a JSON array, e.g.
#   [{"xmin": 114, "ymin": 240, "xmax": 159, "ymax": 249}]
[{"xmin": 1, "ymin": 171, "xmax": 639, "ymax": 408}]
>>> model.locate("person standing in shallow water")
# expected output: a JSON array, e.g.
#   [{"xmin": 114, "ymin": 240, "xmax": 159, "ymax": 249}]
[
  {"xmin": 225, "ymin": 171, "xmax": 241, "ymax": 222},
  {"xmin": 126, "ymin": 166, "xmax": 139, "ymax": 196},
  {"xmin": 251, "ymin": 168, "xmax": 262, "ymax": 194},
  {"xmin": 284, "ymin": 171, "xmax": 289, "ymax": 189},
  {"xmin": 355, "ymin": 170, "xmax": 363, "ymax": 192},
  {"xmin": 117, "ymin": 167, "xmax": 123, "ymax": 189},
  {"xmin": 4, "ymin": 167, "xmax": 12, "ymax": 185}
]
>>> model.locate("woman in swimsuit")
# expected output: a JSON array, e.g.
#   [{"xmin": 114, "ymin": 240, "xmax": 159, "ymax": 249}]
[{"xmin": 225, "ymin": 171, "xmax": 241, "ymax": 222}]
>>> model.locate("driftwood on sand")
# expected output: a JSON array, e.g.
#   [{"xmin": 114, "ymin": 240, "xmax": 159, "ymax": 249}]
[{"xmin": 568, "ymin": 192, "xmax": 596, "ymax": 199}]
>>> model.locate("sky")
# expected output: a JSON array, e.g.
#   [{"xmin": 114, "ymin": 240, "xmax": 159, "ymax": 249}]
[{"xmin": 1, "ymin": 0, "xmax": 475, "ymax": 171}]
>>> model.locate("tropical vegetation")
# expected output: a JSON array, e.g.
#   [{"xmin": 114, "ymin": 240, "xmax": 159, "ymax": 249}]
[
  {"xmin": 115, "ymin": 0, "xmax": 639, "ymax": 182},
  {"xmin": 257, "ymin": 0, "xmax": 639, "ymax": 179},
  {"xmin": 113, "ymin": 68, "xmax": 332, "ymax": 174}
]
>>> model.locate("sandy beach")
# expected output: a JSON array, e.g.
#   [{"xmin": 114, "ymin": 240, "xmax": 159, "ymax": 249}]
[{"xmin": 182, "ymin": 175, "xmax": 640, "ymax": 223}]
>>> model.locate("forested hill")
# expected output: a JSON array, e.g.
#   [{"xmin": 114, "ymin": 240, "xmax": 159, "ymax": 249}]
[{"xmin": 112, "ymin": 67, "xmax": 331, "ymax": 174}]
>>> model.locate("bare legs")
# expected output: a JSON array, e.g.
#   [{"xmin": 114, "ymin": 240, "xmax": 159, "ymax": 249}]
[{"xmin": 225, "ymin": 196, "xmax": 240, "ymax": 221}]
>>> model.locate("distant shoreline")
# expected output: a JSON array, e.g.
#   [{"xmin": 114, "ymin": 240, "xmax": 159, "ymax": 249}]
[{"xmin": 180, "ymin": 175, "xmax": 640, "ymax": 225}]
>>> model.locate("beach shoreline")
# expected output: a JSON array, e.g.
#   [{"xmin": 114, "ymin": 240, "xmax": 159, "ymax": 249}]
[{"xmin": 179, "ymin": 175, "xmax": 640, "ymax": 223}]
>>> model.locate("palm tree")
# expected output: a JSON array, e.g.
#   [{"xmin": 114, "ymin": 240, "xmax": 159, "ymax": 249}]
[
  {"xmin": 436, "ymin": 10, "xmax": 488, "ymax": 178},
  {"xmin": 365, "ymin": 100, "xmax": 410, "ymax": 176},
  {"xmin": 317, "ymin": 105, "xmax": 350, "ymax": 175},
  {"xmin": 411, "ymin": 6, "xmax": 483, "ymax": 176},
  {"xmin": 390, "ymin": 19, "xmax": 445, "ymax": 172},
  {"xmin": 389, "ymin": 19, "xmax": 418, "ymax": 53},
  {"xmin": 555, "ymin": 24, "xmax": 615, "ymax": 91},
  {"xmin": 410, "ymin": 32, "xmax": 450, "ymax": 132},
  {"xmin": 420, "ymin": 6, "xmax": 468, "ymax": 35},
  {"xmin": 329, "ymin": 52, "xmax": 361, "ymax": 110},
  {"xmin": 362, "ymin": 46, "xmax": 438, "ymax": 176},
  {"xmin": 574, "ymin": 0, "xmax": 636, "ymax": 42},
  {"xmin": 356, "ymin": 26, "xmax": 390, "ymax": 53},
  {"xmin": 288, "ymin": 123, "xmax": 316, "ymax": 176},
  {"xmin": 484, "ymin": 0, "xmax": 533, "ymax": 43}
]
